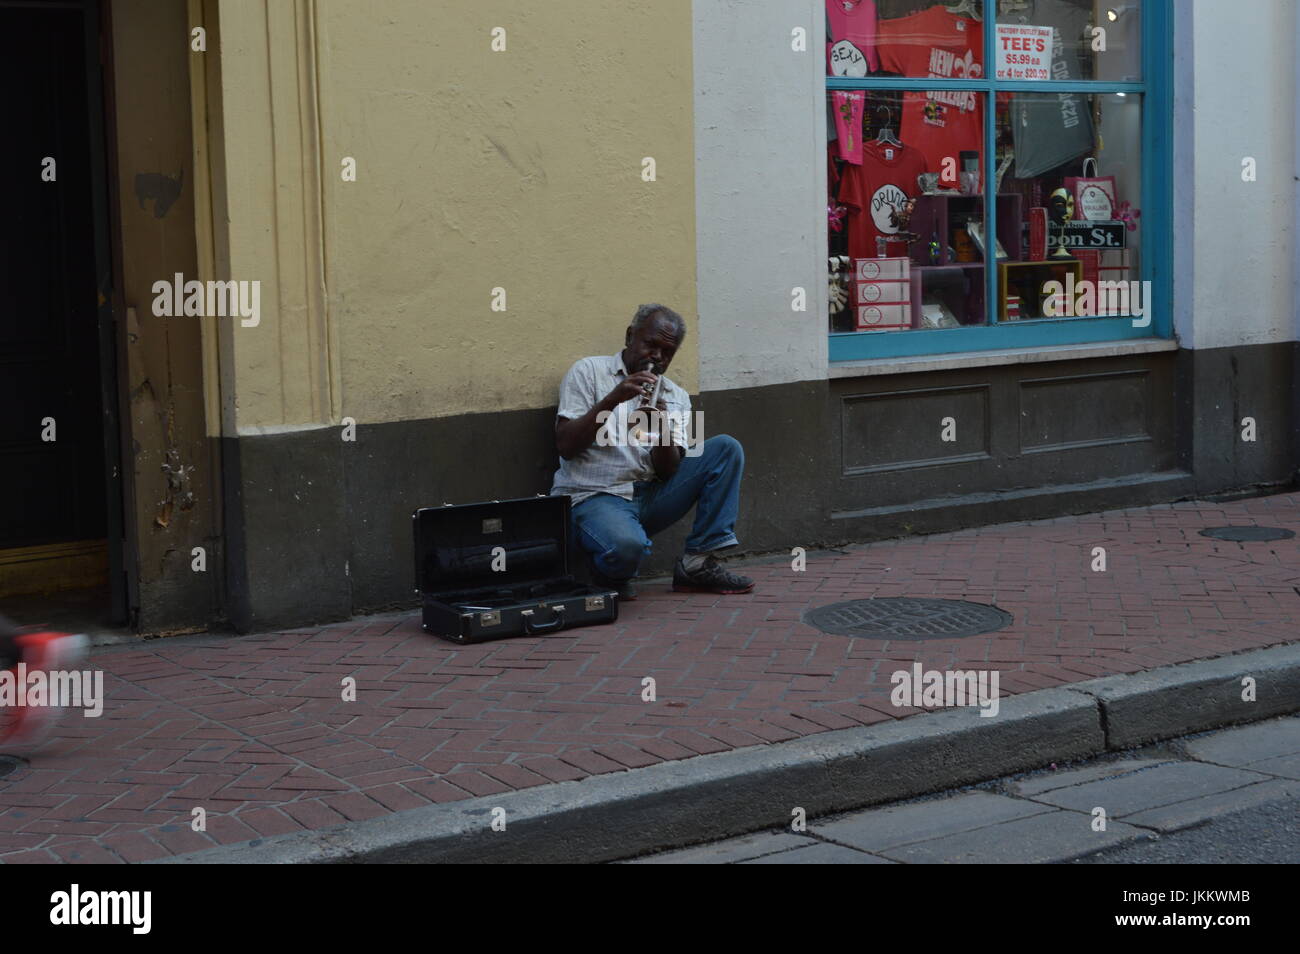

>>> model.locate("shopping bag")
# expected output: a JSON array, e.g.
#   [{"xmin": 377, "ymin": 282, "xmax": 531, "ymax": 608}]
[{"xmin": 1065, "ymin": 157, "xmax": 1117, "ymax": 221}]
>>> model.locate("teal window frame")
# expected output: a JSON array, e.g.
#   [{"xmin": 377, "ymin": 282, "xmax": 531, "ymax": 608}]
[{"xmin": 827, "ymin": 0, "xmax": 1172, "ymax": 361}]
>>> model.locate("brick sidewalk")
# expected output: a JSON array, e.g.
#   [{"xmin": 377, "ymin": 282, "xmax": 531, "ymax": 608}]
[{"xmin": 3, "ymin": 494, "xmax": 1299, "ymax": 863}]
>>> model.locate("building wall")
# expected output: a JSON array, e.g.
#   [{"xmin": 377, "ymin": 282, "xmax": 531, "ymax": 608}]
[
  {"xmin": 211, "ymin": 0, "xmax": 698, "ymax": 435},
  {"xmin": 1171, "ymin": 0, "xmax": 1299, "ymax": 491},
  {"xmin": 692, "ymin": 0, "xmax": 827, "ymax": 393},
  {"xmin": 1179, "ymin": 0, "xmax": 1296, "ymax": 351},
  {"xmin": 206, "ymin": 0, "xmax": 698, "ymax": 629},
  {"xmin": 191, "ymin": 0, "xmax": 1299, "ymax": 631},
  {"xmin": 689, "ymin": 0, "xmax": 1298, "ymax": 573},
  {"xmin": 317, "ymin": 0, "xmax": 698, "ymax": 425}
]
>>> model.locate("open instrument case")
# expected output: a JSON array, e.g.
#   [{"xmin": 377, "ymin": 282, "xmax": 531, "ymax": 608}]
[{"xmin": 412, "ymin": 495, "xmax": 619, "ymax": 643}]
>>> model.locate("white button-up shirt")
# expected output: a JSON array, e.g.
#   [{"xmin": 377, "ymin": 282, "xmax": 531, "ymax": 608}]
[{"xmin": 550, "ymin": 353, "xmax": 691, "ymax": 506}]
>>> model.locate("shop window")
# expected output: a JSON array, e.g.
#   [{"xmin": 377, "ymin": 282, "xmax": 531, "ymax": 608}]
[{"xmin": 826, "ymin": 0, "xmax": 1166, "ymax": 361}]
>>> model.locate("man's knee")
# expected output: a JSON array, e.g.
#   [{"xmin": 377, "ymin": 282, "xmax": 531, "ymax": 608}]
[
  {"xmin": 592, "ymin": 530, "xmax": 651, "ymax": 578},
  {"xmin": 601, "ymin": 535, "xmax": 650, "ymax": 578},
  {"xmin": 704, "ymin": 433, "xmax": 744, "ymax": 467}
]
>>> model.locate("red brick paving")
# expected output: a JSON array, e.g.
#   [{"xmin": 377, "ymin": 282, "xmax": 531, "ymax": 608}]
[{"xmin": 3, "ymin": 494, "xmax": 1300, "ymax": 861}]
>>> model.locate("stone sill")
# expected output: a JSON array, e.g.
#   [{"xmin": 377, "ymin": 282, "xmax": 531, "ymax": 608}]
[{"xmin": 828, "ymin": 337, "xmax": 1179, "ymax": 378}]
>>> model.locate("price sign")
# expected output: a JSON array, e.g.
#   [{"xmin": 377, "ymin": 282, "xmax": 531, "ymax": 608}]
[{"xmin": 995, "ymin": 24, "xmax": 1053, "ymax": 80}]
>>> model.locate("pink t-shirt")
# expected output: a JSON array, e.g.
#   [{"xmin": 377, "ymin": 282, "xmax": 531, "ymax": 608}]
[
  {"xmin": 826, "ymin": 0, "xmax": 880, "ymax": 76},
  {"xmin": 832, "ymin": 91, "xmax": 865, "ymax": 164}
]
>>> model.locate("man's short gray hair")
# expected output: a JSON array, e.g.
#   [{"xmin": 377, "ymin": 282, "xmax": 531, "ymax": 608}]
[{"xmin": 630, "ymin": 303, "xmax": 686, "ymax": 342}]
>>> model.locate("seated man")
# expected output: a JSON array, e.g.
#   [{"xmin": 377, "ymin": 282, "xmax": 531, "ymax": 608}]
[{"xmin": 551, "ymin": 303, "xmax": 753, "ymax": 600}]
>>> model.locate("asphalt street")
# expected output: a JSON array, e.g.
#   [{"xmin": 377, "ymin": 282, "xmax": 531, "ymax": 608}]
[{"xmin": 1076, "ymin": 792, "xmax": 1300, "ymax": 864}]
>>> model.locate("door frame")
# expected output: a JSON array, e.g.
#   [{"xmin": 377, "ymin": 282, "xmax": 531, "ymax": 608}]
[{"xmin": 91, "ymin": 0, "xmax": 137, "ymax": 626}]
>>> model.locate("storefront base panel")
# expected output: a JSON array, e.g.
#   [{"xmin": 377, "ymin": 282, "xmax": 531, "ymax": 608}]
[{"xmin": 207, "ymin": 342, "xmax": 1297, "ymax": 631}]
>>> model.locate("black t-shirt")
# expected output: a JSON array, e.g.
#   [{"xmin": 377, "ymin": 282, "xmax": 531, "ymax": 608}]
[{"xmin": 1009, "ymin": 0, "xmax": 1095, "ymax": 178}]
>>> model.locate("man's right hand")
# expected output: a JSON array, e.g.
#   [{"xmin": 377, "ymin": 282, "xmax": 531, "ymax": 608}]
[
  {"xmin": 557, "ymin": 370, "xmax": 660, "ymax": 461},
  {"xmin": 607, "ymin": 370, "xmax": 657, "ymax": 408}
]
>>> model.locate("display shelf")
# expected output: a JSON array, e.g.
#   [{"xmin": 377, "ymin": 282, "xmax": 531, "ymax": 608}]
[
  {"xmin": 909, "ymin": 193, "xmax": 1023, "ymax": 266},
  {"xmin": 997, "ymin": 259, "xmax": 1084, "ymax": 322},
  {"xmin": 910, "ymin": 264, "xmax": 985, "ymax": 330}
]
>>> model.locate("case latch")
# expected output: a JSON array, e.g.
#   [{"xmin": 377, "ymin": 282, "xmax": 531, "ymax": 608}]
[
  {"xmin": 478, "ymin": 610, "xmax": 501, "ymax": 627},
  {"xmin": 584, "ymin": 595, "xmax": 605, "ymax": 611}
]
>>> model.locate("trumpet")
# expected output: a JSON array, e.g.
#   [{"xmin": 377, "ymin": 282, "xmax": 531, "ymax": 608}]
[
  {"xmin": 629, "ymin": 359, "xmax": 664, "ymax": 440},
  {"xmin": 636, "ymin": 359, "xmax": 664, "ymax": 409}
]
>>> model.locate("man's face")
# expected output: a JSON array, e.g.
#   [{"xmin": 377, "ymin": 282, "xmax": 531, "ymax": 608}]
[{"xmin": 624, "ymin": 315, "xmax": 681, "ymax": 374}]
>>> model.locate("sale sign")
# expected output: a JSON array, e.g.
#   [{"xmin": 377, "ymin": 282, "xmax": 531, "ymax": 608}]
[{"xmin": 995, "ymin": 24, "xmax": 1053, "ymax": 80}]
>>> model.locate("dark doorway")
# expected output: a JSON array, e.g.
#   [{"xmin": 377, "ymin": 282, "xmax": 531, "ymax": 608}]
[{"xmin": 0, "ymin": 0, "xmax": 127, "ymax": 629}]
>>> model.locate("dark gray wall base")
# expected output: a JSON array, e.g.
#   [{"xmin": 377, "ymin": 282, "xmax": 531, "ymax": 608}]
[
  {"xmin": 203, "ymin": 342, "xmax": 1297, "ymax": 631},
  {"xmin": 219, "ymin": 429, "xmax": 351, "ymax": 633},
  {"xmin": 1177, "ymin": 343, "xmax": 1297, "ymax": 493}
]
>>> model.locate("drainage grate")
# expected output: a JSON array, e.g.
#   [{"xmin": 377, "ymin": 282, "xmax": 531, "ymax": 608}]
[
  {"xmin": 0, "ymin": 755, "xmax": 25, "ymax": 779},
  {"xmin": 1199, "ymin": 526, "xmax": 1295, "ymax": 542},
  {"xmin": 802, "ymin": 597, "xmax": 1013, "ymax": 640}
]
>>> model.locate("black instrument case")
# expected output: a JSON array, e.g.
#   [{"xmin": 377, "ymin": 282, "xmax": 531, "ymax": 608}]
[{"xmin": 413, "ymin": 495, "xmax": 618, "ymax": 643}]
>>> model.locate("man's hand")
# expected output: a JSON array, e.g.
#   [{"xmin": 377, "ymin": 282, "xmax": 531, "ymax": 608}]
[
  {"xmin": 556, "ymin": 371, "xmax": 660, "ymax": 460},
  {"xmin": 647, "ymin": 398, "xmax": 685, "ymax": 479},
  {"xmin": 610, "ymin": 370, "xmax": 657, "ymax": 407}
]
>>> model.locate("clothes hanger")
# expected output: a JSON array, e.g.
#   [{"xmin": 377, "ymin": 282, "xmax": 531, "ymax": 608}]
[
  {"xmin": 946, "ymin": 0, "xmax": 983, "ymax": 20},
  {"xmin": 875, "ymin": 106, "xmax": 901, "ymax": 147}
]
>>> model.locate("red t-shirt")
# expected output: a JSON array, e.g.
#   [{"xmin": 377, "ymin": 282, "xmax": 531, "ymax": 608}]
[
  {"xmin": 837, "ymin": 140, "xmax": 928, "ymax": 261},
  {"xmin": 876, "ymin": 7, "xmax": 983, "ymax": 178}
]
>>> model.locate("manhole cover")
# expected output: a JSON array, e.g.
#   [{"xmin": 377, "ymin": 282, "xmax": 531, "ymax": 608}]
[
  {"xmin": 1199, "ymin": 526, "xmax": 1295, "ymax": 542},
  {"xmin": 802, "ymin": 597, "xmax": 1013, "ymax": 640},
  {"xmin": 0, "ymin": 755, "xmax": 26, "ymax": 779}
]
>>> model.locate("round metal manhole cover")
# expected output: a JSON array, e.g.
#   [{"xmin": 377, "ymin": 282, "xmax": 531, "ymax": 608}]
[
  {"xmin": 0, "ymin": 755, "xmax": 26, "ymax": 779},
  {"xmin": 802, "ymin": 597, "xmax": 1013, "ymax": 640},
  {"xmin": 1199, "ymin": 526, "xmax": 1295, "ymax": 542}
]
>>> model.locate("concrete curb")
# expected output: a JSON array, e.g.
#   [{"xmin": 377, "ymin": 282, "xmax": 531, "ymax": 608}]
[
  {"xmin": 155, "ymin": 642, "xmax": 1300, "ymax": 864},
  {"xmin": 1064, "ymin": 641, "xmax": 1300, "ymax": 748}
]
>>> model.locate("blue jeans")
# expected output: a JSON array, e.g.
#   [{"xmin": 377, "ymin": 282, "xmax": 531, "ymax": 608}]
[{"xmin": 571, "ymin": 434, "xmax": 744, "ymax": 581}]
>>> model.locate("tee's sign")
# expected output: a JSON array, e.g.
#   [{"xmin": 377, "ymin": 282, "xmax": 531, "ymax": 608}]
[{"xmin": 995, "ymin": 24, "xmax": 1053, "ymax": 80}]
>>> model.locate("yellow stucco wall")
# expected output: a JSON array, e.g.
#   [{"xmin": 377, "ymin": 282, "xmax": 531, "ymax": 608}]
[{"xmin": 210, "ymin": 0, "xmax": 697, "ymax": 431}]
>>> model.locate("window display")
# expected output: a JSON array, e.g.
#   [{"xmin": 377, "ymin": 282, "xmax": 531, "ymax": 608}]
[
  {"xmin": 826, "ymin": 0, "xmax": 1149, "ymax": 340},
  {"xmin": 827, "ymin": 90, "xmax": 989, "ymax": 331},
  {"xmin": 829, "ymin": 0, "xmax": 1141, "ymax": 81}
]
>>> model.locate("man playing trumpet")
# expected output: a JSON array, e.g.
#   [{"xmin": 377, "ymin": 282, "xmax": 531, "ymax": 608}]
[{"xmin": 551, "ymin": 303, "xmax": 754, "ymax": 600}]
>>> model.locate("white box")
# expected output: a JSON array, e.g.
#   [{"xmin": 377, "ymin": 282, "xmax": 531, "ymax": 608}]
[
  {"xmin": 856, "ymin": 279, "xmax": 910, "ymax": 305},
  {"xmin": 857, "ymin": 303, "xmax": 911, "ymax": 330},
  {"xmin": 854, "ymin": 256, "xmax": 910, "ymax": 282}
]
